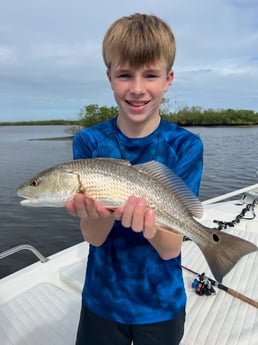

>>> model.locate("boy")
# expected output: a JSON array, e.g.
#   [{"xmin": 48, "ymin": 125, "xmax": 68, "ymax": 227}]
[{"xmin": 66, "ymin": 13, "xmax": 203, "ymax": 345}]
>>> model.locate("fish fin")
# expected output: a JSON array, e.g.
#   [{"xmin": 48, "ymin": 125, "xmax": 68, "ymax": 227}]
[
  {"xmin": 133, "ymin": 161, "xmax": 203, "ymax": 218},
  {"xmin": 199, "ymin": 229, "xmax": 258, "ymax": 282}
]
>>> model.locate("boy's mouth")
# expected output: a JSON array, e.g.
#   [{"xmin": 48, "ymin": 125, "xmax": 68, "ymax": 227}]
[{"xmin": 125, "ymin": 100, "xmax": 150, "ymax": 107}]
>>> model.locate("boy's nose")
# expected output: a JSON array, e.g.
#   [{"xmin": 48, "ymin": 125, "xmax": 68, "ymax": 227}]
[{"xmin": 130, "ymin": 78, "xmax": 145, "ymax": 94}]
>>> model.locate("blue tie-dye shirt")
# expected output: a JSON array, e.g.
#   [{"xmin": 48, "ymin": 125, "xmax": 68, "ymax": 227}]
[{"xmin": 73, "ymin": 117, "xmax": 203, "ymax": 324}]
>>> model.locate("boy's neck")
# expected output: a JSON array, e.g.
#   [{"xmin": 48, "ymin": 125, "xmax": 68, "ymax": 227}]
[{"xmin": 116, "ymin": 115, "xmax": 161, "ymax": 139}]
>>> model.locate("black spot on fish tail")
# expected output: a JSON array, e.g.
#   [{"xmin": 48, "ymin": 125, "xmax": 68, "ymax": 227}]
[{"xmin": 198, "ymin": 229, "xmax": 257, "ymax": 282}]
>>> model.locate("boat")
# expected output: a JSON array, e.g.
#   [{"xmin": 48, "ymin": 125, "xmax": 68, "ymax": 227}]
[{"xmin": 1, "ymin": 183, "xmax": 258, "ymax": 345}]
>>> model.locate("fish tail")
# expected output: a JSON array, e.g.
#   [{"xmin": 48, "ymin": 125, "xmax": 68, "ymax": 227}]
[{"xmin": 198, "ymin": 229, "xmax": 257, "ymax": 282}]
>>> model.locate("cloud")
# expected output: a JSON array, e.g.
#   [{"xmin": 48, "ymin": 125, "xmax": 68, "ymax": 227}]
[{"xmin": 0, "ymin": 0, "xmax": 258, "ymax": 121}]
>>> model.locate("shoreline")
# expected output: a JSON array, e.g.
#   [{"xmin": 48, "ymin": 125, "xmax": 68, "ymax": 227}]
[{"xmin": 28, "ymin": 136, "xmax": 74, "ymax": 141}]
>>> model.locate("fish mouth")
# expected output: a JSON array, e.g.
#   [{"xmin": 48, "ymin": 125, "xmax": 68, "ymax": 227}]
[
  {"xmin": 18, "ymin": 195, "xmax": 39, "ymax": 206},
  {"xmin": 20, "ymin": 199, "xmax": 35, "ymax": 206},
  {"xmin": 19, "ymin": 197, "xmax": 63, "ymax": 207},
  {"xmin": 16, "ymin": 190, "xmax": 43, "ymax": 206},
  {"xmin": 17, "ymin": 193, "xmax": 64, "ymax": 207},
  {"xmin": 16, "ymin": 191, "xmax": 32, "ymax": 203}
]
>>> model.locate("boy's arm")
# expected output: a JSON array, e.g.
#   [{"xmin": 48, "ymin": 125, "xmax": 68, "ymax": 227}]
[
  {"xmin": 145, "ymin": 209, "xmax": 183, "ymax": 259},
  {"xmin": 148, "ymin": 230, "xmax": 183, "ymax": 260},
  {"xmin": 65, "ymin": 194, "xmax": 116, "ymax": 246}
]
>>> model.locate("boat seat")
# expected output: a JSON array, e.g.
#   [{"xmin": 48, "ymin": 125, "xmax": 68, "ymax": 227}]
[
  {"xmin": 0, "ymin": 282, "xmax": 81, "ymax": 345},
  {"xmin": 181, "ymin": 229, "xmax": 258, "ymax": 345},
  {"xmin": 59, "ymin": 259, "xmax": 86, "ymax": 293}
]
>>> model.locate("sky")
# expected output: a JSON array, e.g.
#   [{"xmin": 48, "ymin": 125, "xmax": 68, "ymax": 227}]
[{"xmin": 1, "ymin": 0, "xmax": 258, "ymax": 122}]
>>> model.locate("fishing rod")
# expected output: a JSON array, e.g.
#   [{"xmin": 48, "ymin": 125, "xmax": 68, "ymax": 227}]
[{"xmin": 182, "ymin": 265, "xmax": 258, "ymax": 309}]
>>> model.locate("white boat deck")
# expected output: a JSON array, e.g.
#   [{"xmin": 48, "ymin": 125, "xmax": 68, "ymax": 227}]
[
  {"xmin": 0, "ymin": 201, "xmax": 258, "ymax": 344},
  {"xmin": 0, "ymin": 283, "xmax": 81, "ymax": 345},
  {"xmin": 181, "ymin": 229, "xmax": 258, "ymax": 345},
  {"xmin": 0, "ymin": 243, "xmax": 88, "ymax": 345}
]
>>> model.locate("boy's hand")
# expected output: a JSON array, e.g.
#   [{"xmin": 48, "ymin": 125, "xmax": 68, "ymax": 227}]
[
  {"xmin": 65, "ymin": 194, "xmax": 156, "ymax": 239},
  {"xmin": 114, "ymin": 196, "xmax": 157, "ymax": 239},
  {"xmin": 65, "ymin": 194, "xmax": 112, "ymax": 220},
  {"xmin": 66, "ymin": 194, "xmax": 180, "ymax": 258}
]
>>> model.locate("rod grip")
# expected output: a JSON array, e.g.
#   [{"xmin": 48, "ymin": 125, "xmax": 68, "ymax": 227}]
[{"xmin": 227, "ymin": 288, "xmax": 258, "ymax": 309}]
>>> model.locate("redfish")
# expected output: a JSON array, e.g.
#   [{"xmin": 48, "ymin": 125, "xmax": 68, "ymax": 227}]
[{"xmin": 16, "ymin": 158, "xmax": 257, "ymax": 282}]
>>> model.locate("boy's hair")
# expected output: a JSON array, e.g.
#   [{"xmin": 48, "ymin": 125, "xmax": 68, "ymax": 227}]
[{"xmin": 102, "ymin": 13, "xmax": 176, "ymax": 72}]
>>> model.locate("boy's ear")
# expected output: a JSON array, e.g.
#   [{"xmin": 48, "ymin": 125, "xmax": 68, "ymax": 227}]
[
  {"xmin": 164, "ymin": 70, "xmax": 174, "ymax": 92},
  {"xmin": 106, "ymin": 70, "xmax": 112, "ymax": 82},
  {"xmin": 106, "ymin": 70, "xmax": 114, "ymax": 90}
]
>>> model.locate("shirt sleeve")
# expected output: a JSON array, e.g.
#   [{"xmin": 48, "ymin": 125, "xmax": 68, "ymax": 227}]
[
  {"xmin": 72, "ymin": 130, "xmax": 92, "ymax": 160},
  {"xmin": 174, "ymin": 136, "xmax": 203, "ymax": 196}
]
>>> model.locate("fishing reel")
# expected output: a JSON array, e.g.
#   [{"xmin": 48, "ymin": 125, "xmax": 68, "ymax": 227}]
[{"xmin": 192, "ymin": 273, "xmax": 216, "ymax": 296}]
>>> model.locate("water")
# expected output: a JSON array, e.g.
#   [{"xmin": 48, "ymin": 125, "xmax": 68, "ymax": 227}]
[
  {"xmin": 199, "ymin": 126, "xmax": 258, "ymax": 198},
  {"xmin": 1, "ymin": 125, "xmax": 258, "ymax": 278},
  {"xmin": 0, "ymin": 126, "xmax": 82, "ymax": 278}
]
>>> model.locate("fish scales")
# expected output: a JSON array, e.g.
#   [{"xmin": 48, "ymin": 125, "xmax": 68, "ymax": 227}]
[
  {"xmin": 79, "ymin": 160, "xmax": 192, "ymax": 231},
  {"xmin": 76, "ymin": 159, "xmax": 211, "ymax": 246}
]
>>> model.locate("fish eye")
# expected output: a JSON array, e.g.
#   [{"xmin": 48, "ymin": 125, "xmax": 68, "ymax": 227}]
[{"xmin": 30, "ymin": 179, "xmax": 40, "ymax": 187}]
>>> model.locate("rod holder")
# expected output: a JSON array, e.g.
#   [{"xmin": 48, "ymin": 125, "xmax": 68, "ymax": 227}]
[{"xmin": 0, "ymin": 244, "xmax": 49, "ymax": 263}]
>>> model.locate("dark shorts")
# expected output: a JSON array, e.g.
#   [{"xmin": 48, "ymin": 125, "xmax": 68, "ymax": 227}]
[{"xmin": 75, "ymin": 303, "xmax": 185, "ymax": 345}]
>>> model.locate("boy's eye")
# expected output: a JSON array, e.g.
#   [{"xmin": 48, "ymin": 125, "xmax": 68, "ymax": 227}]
[
  {"xmin": 118, "ymin": 74, "xmax": 131, "ymax": 78},
  {"xmin": 145, "ymin": 73, "xmax": 159, "ymax": 78}
]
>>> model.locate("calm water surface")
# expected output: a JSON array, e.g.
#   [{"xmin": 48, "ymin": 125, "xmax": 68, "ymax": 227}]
[{"xmin": 0, "ymin": 125, "xmax": 258, "ymax": 277}]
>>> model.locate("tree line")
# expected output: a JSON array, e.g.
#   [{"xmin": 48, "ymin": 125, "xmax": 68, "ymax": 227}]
[
  {"xmin": 77, "ymin": 103, "xmax": 258, "ymax": 128},
  {"xmin": 1, "ymin": 101, "xmax": 258, "ymax": 128}
]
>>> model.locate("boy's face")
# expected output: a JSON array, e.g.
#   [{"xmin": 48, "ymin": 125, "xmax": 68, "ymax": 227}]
[{"xmin": 107, "ymin": 62, "xmax": 174, "ymax": 134}]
